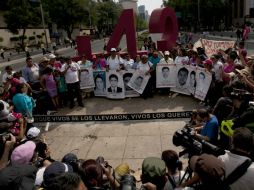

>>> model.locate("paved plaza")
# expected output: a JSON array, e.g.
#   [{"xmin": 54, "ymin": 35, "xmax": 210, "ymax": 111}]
[{"xmin": 40, "ymin": 94, "xmax": 199, "ymax": 171}]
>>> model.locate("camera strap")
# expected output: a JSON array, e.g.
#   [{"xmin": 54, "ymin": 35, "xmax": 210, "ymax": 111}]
[{"xmin": 222, "ymin": 159, "xmax": 252, "ymax": 187}]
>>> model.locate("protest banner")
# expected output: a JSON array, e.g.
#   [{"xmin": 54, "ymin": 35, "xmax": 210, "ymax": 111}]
[
  {"xmin": 156, "ymin": 64, "xmax": 177, "ymax": 88},
  {"xmin": 201, "ymin": 39, "xmax": 235, "ymax": 57}
]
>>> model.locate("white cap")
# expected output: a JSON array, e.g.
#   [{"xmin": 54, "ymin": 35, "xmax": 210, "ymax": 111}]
[
  {"xmin": 110, "ymin": 48, "xmax": 117, "ymax": 52},
  {"xmin": 48, "ymin": 53, "xmax": 56, "ymax": 59},
  {"xmin": 164, "ymin": 51, "xmax": 170, "ymax": 55},
  {"xmin": 27, "ymin": 127, "xmax": 40, "ymax": 139}
]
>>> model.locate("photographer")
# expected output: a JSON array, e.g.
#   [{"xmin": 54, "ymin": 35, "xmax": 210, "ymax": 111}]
[
  {"xmin": 141, "ymin": 157, "xmax": 167, "ymax": 190},
  {"xmin": 218, "ymin": 127, "xmax": 254, "ymax": 190},
  {"xmin": 79, "ymin": 159, "xmax": 120, "ymax": 190},
  {"xmin": 194, "ymin": 109, "xmax": 219, "ymax": 145}
]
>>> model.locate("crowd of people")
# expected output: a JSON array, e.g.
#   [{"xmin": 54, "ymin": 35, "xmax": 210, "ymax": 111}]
[{"xmin": 0, "ymin": 34, "xmax": 253, "ymax": 189}]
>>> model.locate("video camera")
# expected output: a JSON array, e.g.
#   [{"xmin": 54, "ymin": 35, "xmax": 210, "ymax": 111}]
[
  {"xmin": 230, "ymin": 88, "xmax": 253, "ymax": 102},
  {"xmin": 173, "ymin": 125, "xmax": 225, "ymax": 157}
]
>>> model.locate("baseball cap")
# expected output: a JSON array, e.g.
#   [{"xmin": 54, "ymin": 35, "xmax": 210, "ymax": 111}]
[
  {"xmin": 11, "ymin": 141, "xmax": 36, "ymax": 164},
  {"xmin": 142, "ymin": 157, "xmax": 166, "ymax": 178},
  {"xmin": 48, "ymin": 53, "xmax": 56, "ymax": 59},
  {"xmin": 203, "ymin": 59, "xmax": 213, "ymax": 66},
  {"xmin": 39, "ymin": 57, "xmax": 49, "ymax": 64},
  {"xmin": 189, "ymin": 154, "xmax": 225, "ymax": 183},
  {"xmin": 26, "ymin": 127, "xmax": 41, "ymax": 139},
  {"xmin": 164, "ymin": 51, "xmax": 170, "ymax": 55},
  {"xmin": 62, "ymin": 153, "xmax": 78, "ymax": 165},
  {"xmin": 110, "ymin": 48, "xmax": 117, "ymax": 52},
  {"xmin": 43, "ymin": 161, "xmax": 73, "ymax": 187}
]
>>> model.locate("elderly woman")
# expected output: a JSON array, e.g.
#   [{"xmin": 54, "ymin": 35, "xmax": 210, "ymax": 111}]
[
  {"xmin": 137, "ymin": 55, "xmax": 154, "ymax": 99},
  {"xmin": 12, "ymin": 83, "xmax": 35, "ymax": 118}
]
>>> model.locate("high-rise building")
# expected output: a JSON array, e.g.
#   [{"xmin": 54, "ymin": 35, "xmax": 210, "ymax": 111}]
[
  {"xmin": 138, "ymin": 5, "xmax": 146, "ymax": 20},
  {"xmin": 119, "ymin": 0, "xmax": 138, "ymax": 13}
]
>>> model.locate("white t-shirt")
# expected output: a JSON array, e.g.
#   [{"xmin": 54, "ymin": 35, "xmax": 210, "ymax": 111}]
[
  {"xmin": 61, "ymin": 62, "xmax": 80, "ymax": 84},
  {"xmin": 107, "ymin": 56, "xmax": 123, "ymax": 70},
  {"xmin": 213, "ymin": 61, "xmax": 223, "ymax": 81},
  {"xmin": 124, "ymin": 59, "xmax": 134, "ymax": 69},
  {"xmin": 137, "ymin": 62, "xmax": 153, "ymax": 72},
  {"xmin": 175, "ymin": 56, "xmax": 189, "ymax": 65},
  {"xmin": 35, "ymin": 167, "xmax": 46, "ymax": 186},
  {"xmin": 2, "ymin": 71, "xmax": 15, "ymax": 83},
  {"xmin": 159, "ymin": 58, "xmax": 174, "ymax": 64},
  {"xmin": 218, "ymin": 151, "xmax": 254, "ymax": 190}
]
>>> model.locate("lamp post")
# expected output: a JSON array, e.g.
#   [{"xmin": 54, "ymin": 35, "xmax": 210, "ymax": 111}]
[{"xmin": 30, "ymin": 0, "xmax": 49, "ymax": 49}]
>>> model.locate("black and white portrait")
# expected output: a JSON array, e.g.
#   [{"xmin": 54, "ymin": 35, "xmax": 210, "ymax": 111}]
[
  {"xmin": 93, "ymin": 70, "xmax": 106, "ymax": 97},
  {"xmin": 127, "ymin": 71, "xmax": 150, "ymax": 94},
  {"xmin": 106, "ymin": 71, "xmax": 125, "ymax": 99},
  {"xmin": 122, "ymin": 70, "xmax": 140, "ymax": 97},
  {"xmin": 80, "ymin": 68, "xmax": 95, "ymax": 89},
  {"xmin": 194, "ymin": 69, "xmax": 212, "ymax": 100},
  {"xmin": 156, "ymin": 64, "xmax": 176, "ymax": 88},
  {"xmin": 171, "ymin": 65, "xmax": 191, "ymax": 95}
]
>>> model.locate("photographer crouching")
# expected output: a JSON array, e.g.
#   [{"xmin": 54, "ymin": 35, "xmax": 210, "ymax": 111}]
[{"xmin": 193, "ymin": 109, "xmax": 219, "ymax": 145}]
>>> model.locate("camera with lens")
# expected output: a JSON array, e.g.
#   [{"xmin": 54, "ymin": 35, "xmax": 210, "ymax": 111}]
[
  {"xmin": 173, "ymin": 124, "xmax": 225, "ymax": 157},
  {"xmin": 230, "ymin": 88, "xmax": 253, "ymax": 102},
  {"xmin": 120, "ymin": 174, "xmax": 136, "ymax": 190}
]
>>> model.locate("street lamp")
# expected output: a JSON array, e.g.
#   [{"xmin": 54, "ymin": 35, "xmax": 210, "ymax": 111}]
[{"xmin": 30, "ymin": 0, "xmax": 49, "ymax": 49}]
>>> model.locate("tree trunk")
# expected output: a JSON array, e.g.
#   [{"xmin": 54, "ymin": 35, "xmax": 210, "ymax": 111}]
[{"xmin": 21, "ymin": 28, "xmax": 26, "ymax": 51}]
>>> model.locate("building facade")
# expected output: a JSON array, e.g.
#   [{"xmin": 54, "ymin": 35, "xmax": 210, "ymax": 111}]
[
  {"xmin": 119, "ymin": 0, "xmax": 138, "ymax": 13},
  {"xmin": 232, "ymin": 0, "xmax": 254, "ymax": 25}
]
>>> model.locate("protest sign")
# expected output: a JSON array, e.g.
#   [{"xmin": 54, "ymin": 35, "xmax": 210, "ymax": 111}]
[
  {"xmin": 106, "ymin": 71, "xmax": 125, "ymax": 99},
  {"xmin": 201, "ymin": 39, "xmax": 235, "ymax": 57},
  {"xmin": 80, "ymin": 68, "xmax": 95, "ymax": 89},
  {"xmin": 171, "ymin": 65, "xmax": 191, "ymax": 95},
  {"xmin": 128, "ymin": 71, "xmax": 150, "ymax": 94},
  {"xmin": 194, "ymin": 68, "xmax": 212, "ymax": 101},
  {"xmin": 122, "ymin": 70, "xmax": 140, "ymax": 97},
  {"xmin": 156, "ymin": 64, "xmax": 177, "ymax": 88},
  {"xmin": 93, "ymin": 70, "xmax": 107, "ymax": 97}
]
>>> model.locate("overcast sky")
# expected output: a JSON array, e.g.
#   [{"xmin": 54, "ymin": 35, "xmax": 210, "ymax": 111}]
[{"xmin": 137, "ymin": 0, "xmax": 163, "ymax": 14}]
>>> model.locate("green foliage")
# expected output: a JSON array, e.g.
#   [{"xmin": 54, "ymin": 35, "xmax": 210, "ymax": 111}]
[
  {"xmin": 136, "ymin": 15, "xmax": 148, "ymax": 31},
  {"xmin": 0, "ymin": 37, "xmax": 3, "ymax": 42},
  {"xmin": 19, "ymin": 35, "xmax": 27, "ymax": 40},
  {"xmin": 163, "ymin": 0, "xmax": 227, "ymax": 31},
  {"xmin": 29, "ymin": 36, "xmax": 36, "ymax": 41},
  {"xmin": 36, "ymin": 35, "xmax": 42, "ymax": 39},
  {"xmin": 4, "ymin": 0, "xmax": 41, "ymax": 49},
  {"xmin": 95, "ymin": 1, "xmax": 122, "ymax": 34},
  {"xmin": 10, "ymin": 36, "xmax": 19, "ymax": 42},
  {"xmin": 44, "ymin": 0, "xmax": 89, "ymax": 39}
]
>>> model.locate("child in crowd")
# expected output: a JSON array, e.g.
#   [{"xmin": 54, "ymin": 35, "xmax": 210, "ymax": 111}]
[
  {"xmin": 40, "ymin": 66, "xmax": 59, "ymax": 109},
  {"xmin": 54, "ymin": 70, "xmax": 68, "ymax": 108}
]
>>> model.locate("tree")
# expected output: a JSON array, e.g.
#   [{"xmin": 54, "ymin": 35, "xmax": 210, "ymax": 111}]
[
  {"xmin": 44, "ymin": 0, "xmax": 88, "ymax": 39},
  {"xmin": 4, "ymin": 0, "xmax": 41, "ymax": 49},
  {"xmin": 163, "ymin": 0, "xmax": 226, "ymax": 31},
  {"xmin": 95, "ymin": 1, "xmax": 122, "ymax": 35},
  {"xmin": 136, "ymin": 15, "xmax": 148, "ymax": 31}
]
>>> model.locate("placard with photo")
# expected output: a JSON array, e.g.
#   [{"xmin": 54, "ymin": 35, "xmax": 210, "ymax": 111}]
[
  {"xmin": 156, "ymin": 64, "xmax": 177, "ymax": 88},
  {"xmin": 194, "ymin": 68, "xmax": 212, "ymax": 101},
  {"xmin": 122, "ymin": 70, "xmax": 140, "ymax": 97},
  {"xmin": 171, "ymin": 65, "xmax": 191, "ymax": 95},
  {"xmin": 188, "ymin": 66, "xmax": 197, "ymax": 95},
  {"xmin": 80, "ymin": 68, "xmax": 95, "ymax": 89},
  {"xmin": 127, "ymin": 70, "xmax": 150, "ymax": 94},
  {"xmin": 93, "ymin": 70, "xmax": 107, "ymax": 97},
  {"xmin": 106, "ymin": 71, "xmax": 125, "ymax": 99}
]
